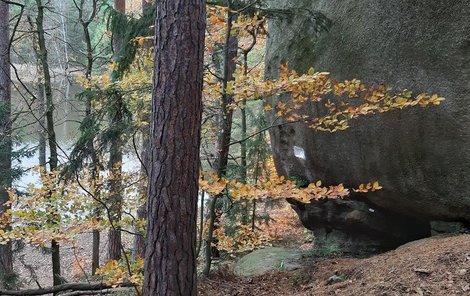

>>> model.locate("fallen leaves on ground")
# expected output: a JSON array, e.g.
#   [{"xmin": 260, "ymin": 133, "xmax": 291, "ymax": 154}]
[{"xmin": 199, "ymin": 234, "xmax": 470, "ymax": 295}]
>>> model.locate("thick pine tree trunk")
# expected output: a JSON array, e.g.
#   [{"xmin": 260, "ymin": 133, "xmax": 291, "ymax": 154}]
[
  {"xmin": 0, "ymin": 1, "xmax": 13, "ymax": 283},
  {"xmin": 142, "ymin": 0, "xmax": 205, "ymax": 295}
]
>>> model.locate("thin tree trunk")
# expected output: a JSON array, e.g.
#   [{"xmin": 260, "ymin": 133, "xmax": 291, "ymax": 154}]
[
  {"xmin": 240, "ymin": 45, "xmax": 251, "ymax": 185},
  {"xmin": 142, "ymin": 0, "xmax": 206, "ymax": 294},
  {"xmin": 89, "ymin": 96, "xmax": 100, "ymax": 275},
  {"xmin": 240, "ymin": 50, "xmax": 250, "ymax": 225},
  {"xmin": 36, "ymin": 2, "xmax": 58, "ymax": 170},
  {"xmin": 86, "ymin": 30, "xmax": 101, "ymax": 275},
  {"xmin": 76, "ymin": 0, "xmax": 101, "ymax": 274},
  {"xmin": 91, "ymin": 228, "xmax": 100, "ymax": 274},
  {"xmin": 132, "ymin": 205, "xmax": 146, "ymax": 260},
  {"xmin": 0, "ymin": 0, "xmax": 13, "ymax": 284},
  {"xmin": 58, "ymin": 0, "xmax": 69, "ymax": 76},
  {"xmin": 132, "ymin": 0, "xmax": 154, "ymax": 260},
  {"xmin": 107, "ymin": 0, "xmax": 126, "ymax": 262},
  {"xmin": 113, "ymin": 0, "xmax": 125, "ymax": 56},
  {"xmin": 107, "ymin": 125, "xmax": 123, "ymax": 261},
  {"xmin": 196, "ymin": 191, "xmax": 205, "ymax": 258},
  {"xmin": 251, "ymin": 133, "xmax": 263, "ymax": 231},
  {"xmin": 141, "ymin": 0, "xmax": 150, "ymax": 12},
  {"xmin": 36, "ymin": 0, "xmax": 61, "ymax": 288},
  {"xmin": 38, "ymin": 82, "xmax": 46, "ymax": 170},
  {"xmin": 132, "ymin": 131, "xmax": 149, "ymax": 261},
  {"xmin": 203, "ymin": 1, "xmax": 238, "ymax": 275},
  {"xmin": 28, "ymin": 16, "xmax": 46, "ymax": 172},
  {"xmin": 240, "ymin": 104, "xmax": 247, "ymax": 180}
]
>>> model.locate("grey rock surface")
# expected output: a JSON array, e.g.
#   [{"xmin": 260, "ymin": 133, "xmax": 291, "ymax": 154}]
[
  {"xmin": 234, "ymin": 247, "xmax": 306, "ymax": 276},
  {"xmin": 430, "ymin": 221, "xmax": 469, "ymax": 236},
  {"xmin": 266, "ymin": 0, "xmax": 470, "ymax": 221}
]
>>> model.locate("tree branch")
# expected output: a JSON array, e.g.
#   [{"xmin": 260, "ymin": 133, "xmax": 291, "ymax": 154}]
[
  {"xmin": 228, "ymin": 117, "xmax": 300, "ymax": 147},
  {"xmin": 0, "ymin": 282, "xmax": 135, "ymax": 296}
]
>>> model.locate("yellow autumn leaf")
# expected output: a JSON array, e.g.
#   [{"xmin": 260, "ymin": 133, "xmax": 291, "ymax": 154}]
[{"xmin": 372, "ymin": 181, "xmax": 383, "ymax": 191}]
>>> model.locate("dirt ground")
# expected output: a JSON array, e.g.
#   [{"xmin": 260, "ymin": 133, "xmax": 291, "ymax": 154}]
[
  {"xmin": 14, "ymin": 232, "xmax": 135, "ymax": 289},
  {"xmin": 11, "ymin": 208, "xmax": 469, "ymax": 296},
  {"xmin": 198, "ymin": 234, "xmax": 470, "ymax": 296}
]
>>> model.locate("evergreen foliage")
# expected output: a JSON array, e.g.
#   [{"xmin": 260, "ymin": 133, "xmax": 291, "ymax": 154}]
[{"xmin": 105, "ymin": 2, "xmax": 155, "ymax": 79}]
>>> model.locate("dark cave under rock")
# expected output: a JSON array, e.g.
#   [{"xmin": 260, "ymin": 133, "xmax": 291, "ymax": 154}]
[{"xmin": 287, "ymin": 197, "xmax": 431, "ymax": 255}]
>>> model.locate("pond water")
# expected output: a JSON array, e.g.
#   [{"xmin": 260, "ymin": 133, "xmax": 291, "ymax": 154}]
[{"xmin": 11, "ymin": 78, "xmax": 140, "ymax": 190}]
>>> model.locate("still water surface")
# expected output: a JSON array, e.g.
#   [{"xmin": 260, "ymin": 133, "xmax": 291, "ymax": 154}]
[{"xmin": 12, "ymin": 79, "xmax": 140, "ymax": 189}]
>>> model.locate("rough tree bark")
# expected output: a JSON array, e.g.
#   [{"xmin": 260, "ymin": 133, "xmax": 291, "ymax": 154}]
[
  {"xmin": 0, "ymin": 0, "xmax": 13, "ymax": 283},
  {"xmin": 35, "ymin": 0, "xmax": 61, "ymax": 288},
  {"xmin": 142, "ymin": 0, "xmax": 206, "ymax": 295}
]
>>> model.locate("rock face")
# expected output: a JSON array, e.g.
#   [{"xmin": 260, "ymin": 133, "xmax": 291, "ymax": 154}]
[{"xmin": 265, "ymin": 0, "xmax": 470, "ymax": 252}]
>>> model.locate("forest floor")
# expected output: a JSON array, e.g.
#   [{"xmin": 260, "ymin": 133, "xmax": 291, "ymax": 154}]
[
  {"xmin": 198, "ymin": 234, "xmax": 470, "ymax": 296},
  {"xmin": 12, "ymin": 202, "xmax": 470, "ymax": 295}
]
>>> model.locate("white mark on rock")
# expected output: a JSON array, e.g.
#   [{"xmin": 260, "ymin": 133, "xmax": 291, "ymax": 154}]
[
  {"xmin": 369, "ymin": 208, "xmax": 375, "ymax": 213},
  {"xmin": 293, "ymin": 146, "xmax": 306, "ymax": 160}
]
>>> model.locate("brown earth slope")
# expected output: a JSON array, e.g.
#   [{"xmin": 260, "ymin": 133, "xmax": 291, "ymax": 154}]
[{"xmin": 199, "ymin": 234, "xmax": 470, "ymax": 295}]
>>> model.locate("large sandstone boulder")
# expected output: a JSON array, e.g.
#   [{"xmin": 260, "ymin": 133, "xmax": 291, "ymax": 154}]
[
  {"xmin": 266, "ymin": 0, "xmax": 470, "ymax": 222},
  {"xmin": 267, "ymin": 0, "xmax": 470, "ymax": 221}
]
